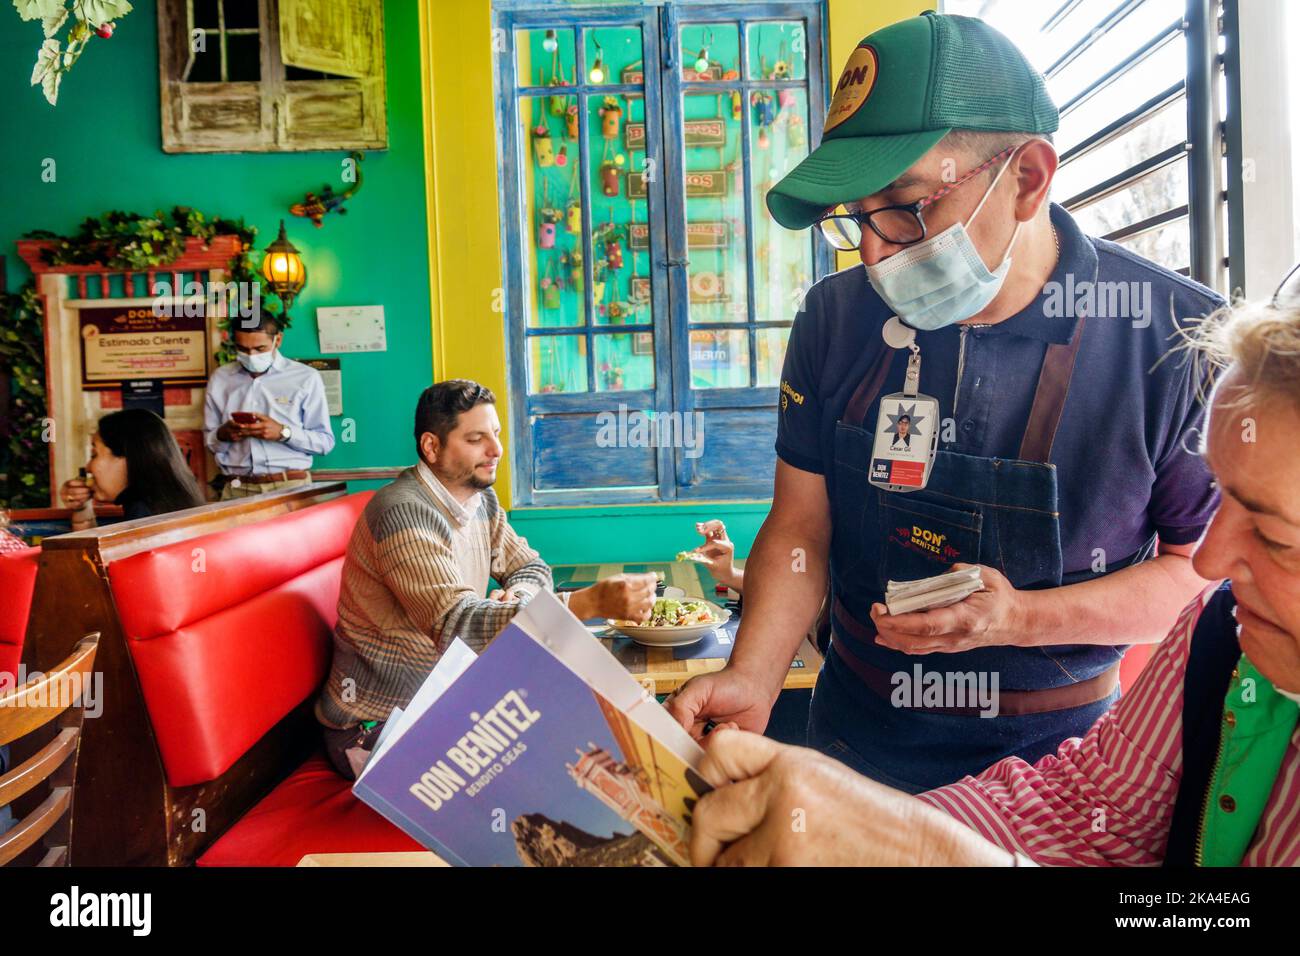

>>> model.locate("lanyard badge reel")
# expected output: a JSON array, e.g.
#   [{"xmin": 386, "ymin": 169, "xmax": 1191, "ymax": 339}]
[{"xmin": 868, "ymin": 318, "xmax": 940, "ymax": 492}]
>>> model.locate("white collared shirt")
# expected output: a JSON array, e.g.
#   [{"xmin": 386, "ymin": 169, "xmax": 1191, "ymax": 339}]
[
  {"xmin": 203, "ymin": 352, "xmax": 335, "ymax": 475},
  {"xmin": 416, "ymin": 460, "xmax": 483, "ymax": 528}
]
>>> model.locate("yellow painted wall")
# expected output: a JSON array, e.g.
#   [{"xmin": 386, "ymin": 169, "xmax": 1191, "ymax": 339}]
[{"xmin": 419, "ymin": 0, "xmax": 929, "ymax": 509}]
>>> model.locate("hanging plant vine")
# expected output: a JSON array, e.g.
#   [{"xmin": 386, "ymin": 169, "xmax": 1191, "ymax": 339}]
[
  {"xmin": 15, "ymin": 0, "xmax": 135, "ymax": 106},
  {"xmin": 0, "ymin": 282, "xmax": 48, "ymax": 508},
  {"xmin": 24, "ymin": 206, "xmax": 284, "ymax": 366}
]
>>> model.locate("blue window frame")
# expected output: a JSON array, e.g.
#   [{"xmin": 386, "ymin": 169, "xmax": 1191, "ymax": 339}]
[{"xmin": 493, "ymin": 0, "xmax": 830, "ymax": 505}]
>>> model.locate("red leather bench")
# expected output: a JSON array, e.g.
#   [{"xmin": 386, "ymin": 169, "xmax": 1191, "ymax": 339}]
[
  {"xmin": 29, "ymin": 494, "xmax": 410, "ymax": 868},
  {"xmin": 0, "ymin": 546, "xmax": 39, "ymax": 681},
  {"xmin": 100, "ymin": 490, "xmax": 418, "ymax": 865}
]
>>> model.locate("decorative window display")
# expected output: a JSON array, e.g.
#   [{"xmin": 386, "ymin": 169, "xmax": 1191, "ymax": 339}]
[{"xmin": 497, "ymin": 4, "xmax": 828, "ymax": 504}]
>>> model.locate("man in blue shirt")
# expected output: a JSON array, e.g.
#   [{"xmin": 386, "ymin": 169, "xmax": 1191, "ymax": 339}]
[
  {"xmin": 204, "ymin": 315, "xmax": 335, "ymax": 499},
  {"xmin": 668, "ymin": 12, "xmax": 1223, "ymax": 792}
]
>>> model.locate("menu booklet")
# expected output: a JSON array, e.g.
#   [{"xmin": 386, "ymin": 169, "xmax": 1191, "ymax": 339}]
[{"xmin": 353, "ymin": 590, "xmax": 710, "ymax": 866}]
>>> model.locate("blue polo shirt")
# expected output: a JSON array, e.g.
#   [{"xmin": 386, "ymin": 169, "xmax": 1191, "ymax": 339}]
[{"xmin": 776, "ymin": 203, "xmax": 1223, "ymax": 575}]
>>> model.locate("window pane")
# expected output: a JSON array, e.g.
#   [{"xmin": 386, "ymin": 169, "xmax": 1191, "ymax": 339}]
[
  {"xmin": 683, "ymin": 91, "xmax": 747, "ymax": 324},
  {"xmin": 226, "ymin": 32, "xmax": 260, "ymax": 82},
  {"xmin": 521, "ymin": 95, "xmax": 584, "ymax": 329},
  {"xmin": 756, "ymin": 327, "xmax": 791, "ymax": 387},
  {"xmin": 1112, "ymin": 215, "xmax": 1191, "ymax": 274},
  {"xmin": 188, "ymin": 46, "xmax": 222, "ymax": 83},
  {"xmin": 1056, "ymin": 34, "xmax": 1186, "ymax": 154},
  {"xmin": 1069, "ymin": 156, "xmax": 1188, "ymax": 239},
  {"xmin": 751, "ymin": 86, "xmax": 813, "ymax": 324},
  {"xmin": 529, "ymin": 335, "xmax": 589, "ymax": 395},
  {"xmin": 595, "ymin": 333, "xmax": 654, "ymax": 391},
  {"xmin": 587, "ymin": 92, "xmax": 644, "ymax": 326},
  {"xmin": 586, "ymin": 26, "xmax": 642, "ymax": 86},
  {"xmin": 680, "ymin": 23, "xmax": 739, "ymax": 82},
  {"xmin": 1048, "ymin": 0, "xmax": 1184, "ymax": 106},
  {"xmin": 193, "ymin": 0, "xmax": 220, "ymax": 28},
  {"xmin": 690, "ymin": 329, "xmax": 749, "ymax": 389},
  {"xmin": 515, "ymin": 27, "xmax": 575, "ymax": 89},
  {"xmin": 1053, "ymin": 94, "xmax": 1186, "ymax": 203},
  {"xmin": 222, "ymin": 0, "xmax": 259, "ymax": 30},
  {"xmin": 747, "ymin": 20, "xmax": 808, "ymax": 81}
]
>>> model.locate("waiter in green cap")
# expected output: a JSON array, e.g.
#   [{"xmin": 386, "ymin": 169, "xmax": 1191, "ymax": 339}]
[{"xmin": 668, "ymin": 11, "xmax": 1223, "ymax": 792}]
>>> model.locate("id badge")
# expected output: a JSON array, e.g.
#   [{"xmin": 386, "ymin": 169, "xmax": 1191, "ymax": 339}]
[{"xmin": 868, "ymin": 391, "xmax": 940, "ymax": 492}]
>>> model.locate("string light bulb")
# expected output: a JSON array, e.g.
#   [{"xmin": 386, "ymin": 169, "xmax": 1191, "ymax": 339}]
[
  {"xmin": 590, "ymin": 37, "xmax": 605, "ymax": 83},
  {"xmin": 542, "ymin": 29, "xmax": 558, "ymax": 53}
]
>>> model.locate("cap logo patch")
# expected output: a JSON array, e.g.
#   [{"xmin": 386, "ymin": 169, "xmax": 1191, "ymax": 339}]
[{"xmin": 824, "ymin": 45, "xmax": 878, "ymax": 134}]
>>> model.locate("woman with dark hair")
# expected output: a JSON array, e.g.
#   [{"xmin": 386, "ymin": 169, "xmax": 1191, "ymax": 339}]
[{"xmin": 59, "ymin": 409, "xmax": 206, "ymax": 530}]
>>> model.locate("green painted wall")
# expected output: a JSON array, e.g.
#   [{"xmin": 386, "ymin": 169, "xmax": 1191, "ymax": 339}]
[
  {"xmin": 0, "ymin": 0, "xmax": 773, "ymax": 568},
  {"xmin": 512, "ymin": 500, "xmax": 768, "ymax": 566},
  {"xmin": 0, "ymin": 0, "xmax": 432, "ymax": 476}
]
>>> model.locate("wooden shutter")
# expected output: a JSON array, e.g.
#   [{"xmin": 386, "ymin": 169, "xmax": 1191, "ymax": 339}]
[{"xmin": 279, "ymin": 0, "xmax": 378, "ymax": 78}]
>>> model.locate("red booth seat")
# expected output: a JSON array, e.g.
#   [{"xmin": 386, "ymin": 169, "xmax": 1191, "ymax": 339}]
[
  {"xmin": 0, "ymin": 546, "xmax": 39, "ymax": 681},
  {"xmin": 103, "ymin": 490, "xmax": 416, "ymax": 865}
]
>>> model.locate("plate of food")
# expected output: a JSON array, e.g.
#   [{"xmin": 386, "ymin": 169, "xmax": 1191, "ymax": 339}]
[{"xmin": 608, "ymin": 597, "xmax": 731, "ymax": 647}]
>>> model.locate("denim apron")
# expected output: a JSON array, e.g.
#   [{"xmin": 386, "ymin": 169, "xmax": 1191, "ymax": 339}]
[{"xmin": 809, "ymin": 315, "xmax": 1130, "ymax": 793}]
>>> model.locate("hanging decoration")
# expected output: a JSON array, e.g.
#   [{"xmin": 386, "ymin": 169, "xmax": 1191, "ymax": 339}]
[
  {"xmin": 532, "ymin": 122, "xmax": 555, "ymax": 166},
  {"xmin": 289, "ymin": 151, "xmax": 365, "ymax": 228},
  {"xmin": 595, "ymin": 220, "xmax": 626, "ymax": 272},
  {"xmin": 599, "ymin": 95, "xmax": 623, "ymax": 139},
  {"xmin": 538, "ymin": 186, "xmax": 562, "ymax": 249},
  {"xmin": 694, "ymin": 29, "xmax": 713, "ymax": 75},
  {"xmin": 562, "ymin": 248, "xmax": 583, "ymax": 293},
  {"xmin": 722, "ymin": 62, "xmax": 742, "ymax": 121},
  {"xmin": 589, "ymin": 35, "xmax": 605, "ymax": 83},
  {"xmin": 540, "ymin": 256, "xmax": 563, "ymax": 309},
  {"xmin": 600, "ymin": 160, "xmax": 621, "ymax": 197},
  {"xmin": 548, "ymin": 53, "xmax": 570, "ymax": 116},
  {"xmin": 17, "ymin": 0, "xmax": 134, "ymax": 106},
  {"xmin": 751, "ymin": 91, "xmax": 777, "ymax": 149},
  {"xmin": 565, "ymin": 101, "xmax": 579, "ymax": 139}
]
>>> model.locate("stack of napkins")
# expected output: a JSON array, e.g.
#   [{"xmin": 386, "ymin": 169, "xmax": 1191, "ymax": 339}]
[{"xmin": 884, "ymin": 566, "xmax": 983, "ymax": 616}]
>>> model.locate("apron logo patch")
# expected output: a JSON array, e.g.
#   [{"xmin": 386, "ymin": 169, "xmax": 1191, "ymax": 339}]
[{"xmin": 891, "ymin": 525, "xmax": 960, "ymax": 562}]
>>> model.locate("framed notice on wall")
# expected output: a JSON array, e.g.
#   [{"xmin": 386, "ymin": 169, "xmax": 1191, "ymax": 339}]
[{"xmin": 78, "ymin": 301, "xmax": 209, "ymax": 389}]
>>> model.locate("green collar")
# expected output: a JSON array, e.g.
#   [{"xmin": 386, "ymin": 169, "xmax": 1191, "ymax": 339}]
[{"xmin": 1197, "ymin": 653, "xmax": 1300, "ymax": 866}]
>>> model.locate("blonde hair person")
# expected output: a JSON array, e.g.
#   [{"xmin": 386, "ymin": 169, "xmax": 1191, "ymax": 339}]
[{"xmin": 689, "ymin": 276, "xmax": 1300, "ymax": 867}]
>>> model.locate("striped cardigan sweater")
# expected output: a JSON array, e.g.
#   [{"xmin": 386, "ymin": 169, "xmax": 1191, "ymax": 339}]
[{"xmin": 316, "ymin": 467, "xmax": 552, "ymax": 729}]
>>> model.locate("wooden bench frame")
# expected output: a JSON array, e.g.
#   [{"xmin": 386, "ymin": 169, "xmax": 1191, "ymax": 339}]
[{"xmin": 23, "ymin": 482, "xmax": 347, "ymax": 866}]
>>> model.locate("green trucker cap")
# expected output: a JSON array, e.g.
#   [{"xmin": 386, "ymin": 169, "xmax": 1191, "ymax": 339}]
[{"xmin": 766, "ymin": 11, "xmax": 1058, "ymax": 230}]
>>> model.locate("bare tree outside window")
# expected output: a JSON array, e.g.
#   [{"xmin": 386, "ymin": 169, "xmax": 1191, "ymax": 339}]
[{"xmin": 945, "ymin": 0, "xmax": 1205, "ymax": 276}]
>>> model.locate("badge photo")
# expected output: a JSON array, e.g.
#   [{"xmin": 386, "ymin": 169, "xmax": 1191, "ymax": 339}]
[{"xmin": 868, "ymin": 393, "xmax": 939, "ymax": 492}]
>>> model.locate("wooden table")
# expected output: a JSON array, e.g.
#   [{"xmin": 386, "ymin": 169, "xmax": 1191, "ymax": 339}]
[
  {"xmin": 552, "ymin": 560, "xmax": 823, "ymax": 697},
  {"xmin": 298, "ymin": 851, "xmax": 448, "ymax": 867}
]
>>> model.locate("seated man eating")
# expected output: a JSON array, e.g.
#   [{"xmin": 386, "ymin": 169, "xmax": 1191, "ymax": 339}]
[
  {"xmin": 689, "ymin": 286, "xmax": 1300, "ymax": 866},
  {"xmin": 317, "ymin": 379, "xmax": 656, "ymax": 779}
]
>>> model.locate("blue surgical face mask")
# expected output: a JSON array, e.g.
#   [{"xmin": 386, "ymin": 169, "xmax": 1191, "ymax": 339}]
[
  {"xmin": 865, "ymin": 154, "xmax": 1022, "ymax": 332},
  {"xmin": 237, "ymin": 349, "xmax": 276, "ymax": 374}
]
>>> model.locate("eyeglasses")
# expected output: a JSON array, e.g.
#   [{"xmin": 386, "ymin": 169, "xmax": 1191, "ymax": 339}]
[
  {"xmin": 813, "ymin": 145, "xmax": 1019, "ymax": 251},
  {"xmin": 1272, "ymin": 261, "xmax": 1300, "ymax": 309}
]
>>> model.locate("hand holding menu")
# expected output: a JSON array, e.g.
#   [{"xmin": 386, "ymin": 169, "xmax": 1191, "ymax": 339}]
[{"xmin": 353, "ymin": 589, "xmax": 710, "ymax": 866}]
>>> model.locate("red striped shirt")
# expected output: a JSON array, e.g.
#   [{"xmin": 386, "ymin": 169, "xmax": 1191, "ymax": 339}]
[{"xmin": 919, "ymin": 590, "xmax": 1300, "ymax": 866}]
